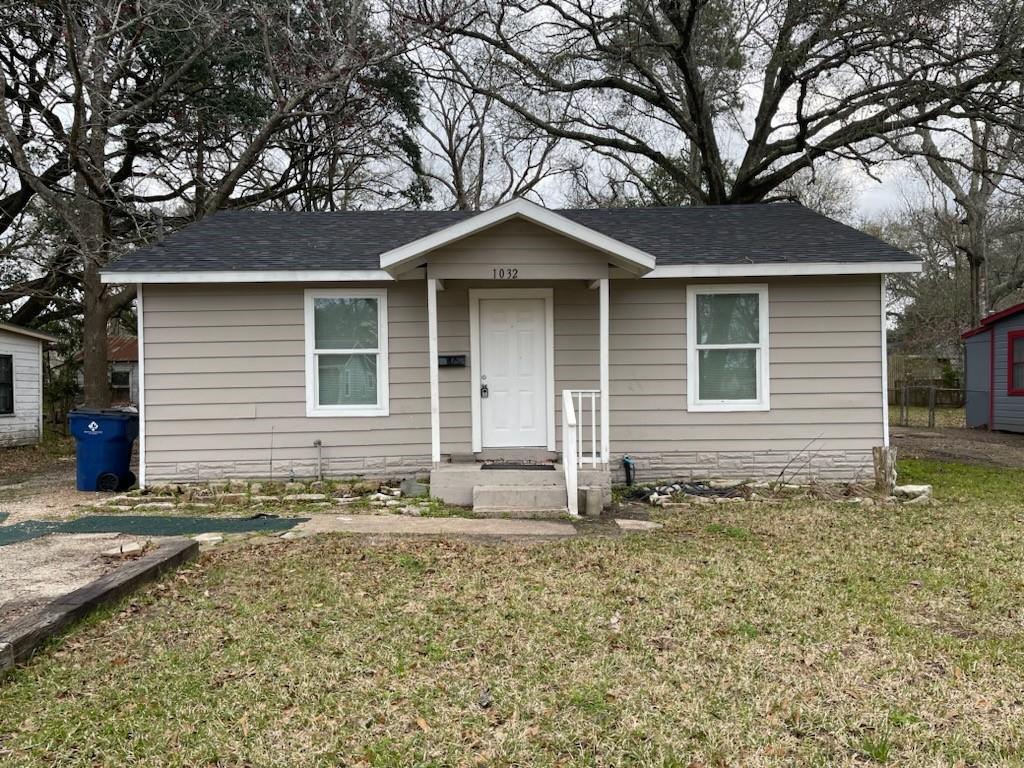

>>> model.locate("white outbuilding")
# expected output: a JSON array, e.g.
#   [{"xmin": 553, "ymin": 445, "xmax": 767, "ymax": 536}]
[{"xmin": 0, "ymin": 321, "xmax": 57, "ymax": 447}]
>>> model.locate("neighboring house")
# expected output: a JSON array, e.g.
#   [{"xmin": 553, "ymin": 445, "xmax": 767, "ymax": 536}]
[
  {"xmin": 101, "ymin": 199, "xmax": 921, "ymax": 505},
  {"xmin": 0, "ymin": 321, "xmax": 57, "ymax": 447},
  {"xmin": 962, "ymin": 301, "xmax": 1024, "ymax": 432},
  {"xmin": 73, "ymin": 336, "xmax": 139, "ymax": 406}
]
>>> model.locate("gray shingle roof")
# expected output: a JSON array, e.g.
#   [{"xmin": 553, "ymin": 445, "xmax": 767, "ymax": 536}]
[{"xmin": 104, "ymin": 202, "xmax": 916, "ymax": 273}]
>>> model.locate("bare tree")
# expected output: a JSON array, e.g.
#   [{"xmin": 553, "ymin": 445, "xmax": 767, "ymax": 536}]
[
  {"xmin": 409, "ymin": 48, "xmax": 580, "ymax": 210},
  {"xmin": 0, "ymin": 0, "xmax": 441, "ymax": 406},
  {"xmin": 877, "ymin": 190, "xmax": 1024, "ymax": 361},
  {"xmin": 425, "ymin": 0, "xmax": 1024, "ymax": 206},
  {"xmin": 905, "ymin": 82, "xmax": 1024, "ymax": 324}
]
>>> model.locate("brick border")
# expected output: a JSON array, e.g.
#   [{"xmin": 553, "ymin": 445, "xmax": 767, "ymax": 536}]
[{"xmin": 0, "ymin": 537, "xmax": 199, "ymax": 674}]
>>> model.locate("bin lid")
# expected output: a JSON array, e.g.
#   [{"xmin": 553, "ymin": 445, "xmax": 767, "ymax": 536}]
[{"xmin": 68, "ymin": 407, "xmax": 138, "ymax": 419}]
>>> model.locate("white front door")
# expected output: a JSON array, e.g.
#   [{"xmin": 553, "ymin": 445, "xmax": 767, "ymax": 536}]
[{"xmin": 479, "ymin": 298, "xmax": 548, "ymax": 448}]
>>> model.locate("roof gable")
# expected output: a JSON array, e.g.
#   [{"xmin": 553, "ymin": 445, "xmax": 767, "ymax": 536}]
[{"xmin": 379, "ymin": 199, "xmax": 655, "ymax": 275}]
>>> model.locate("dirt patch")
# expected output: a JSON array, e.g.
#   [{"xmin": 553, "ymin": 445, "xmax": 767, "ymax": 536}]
[
  {"xmin": 892, "ymin": 425, "xmax": 1024, "ymax": 467},
  {"xmin": 0, "ymin": 533, "xmax": 149, "ymax": 625},
  {"xmin": 0, "ymin": 458, "xmax": 99, "ymax": 525},
  {"xmin": 0, "ymin": 435, "xmax": 74, "ymax": 482}
]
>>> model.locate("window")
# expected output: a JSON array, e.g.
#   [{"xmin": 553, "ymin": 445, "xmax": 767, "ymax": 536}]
[
  {"xmin": 111, "ymin": 367, "xmax": 131, "ymax": 402},
  {"xmin": 1009, "ymin": 330, "xmax": 1024, "ymax": 396},
  {"xmin": 304, "ymin": 289, "xmax": 389, "ymax": 416},
  {"xmin": 0, "ymin": 354, "xmax": 12, "ymax": 415},
  {"xmin": 686, "ymin": 285, "xmax": 770, "ymax": 412}
]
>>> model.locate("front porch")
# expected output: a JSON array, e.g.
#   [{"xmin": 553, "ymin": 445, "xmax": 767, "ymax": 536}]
[
  {"xmin": 378, "ymin": 203, "xmax": 657, "ymax": 516},
  {"xmin": 423, "ymin": 278, "xmax": 613, "ymax": 516}
]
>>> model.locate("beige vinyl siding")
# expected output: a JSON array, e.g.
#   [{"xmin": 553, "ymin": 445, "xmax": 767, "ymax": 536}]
[
  {"xmin": 142, "ymin": 282, "xmax": 431, "ymax": 474},
  {"xmin": 0, "ymin": 329, "xmax": 44, "ymax": 447},
  {"xmin": 435, "ymin": 281, "xmax": 598, "ymax": 453},
  {"xmin": 609, "ymin": 276, "xmax": 884, "ymax": 453},
  {"xmin": 139, "ymin": 222, "xmax": 883, "ymax": 481},
  {"xmin": 427, "ymin": 219, "xmax": 611, "ymax": 281}
]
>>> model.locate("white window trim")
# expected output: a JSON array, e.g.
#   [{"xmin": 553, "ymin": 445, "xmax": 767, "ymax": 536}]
[
  {"xmin": 304, "ymin": 288, "xmax": 390, "ymax": 417},
  {"xmin": 686, "ymin": 283, "xmax": 770, "ymax": 412}
]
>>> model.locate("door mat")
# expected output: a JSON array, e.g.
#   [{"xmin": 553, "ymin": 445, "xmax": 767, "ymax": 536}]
[
  {"xmin": 482, "ymin": 463, "xmax": 555, "ymax": 471},
  {"xmin": 0, "ymin": 514, "xmax": 308, "ymax": 548}
]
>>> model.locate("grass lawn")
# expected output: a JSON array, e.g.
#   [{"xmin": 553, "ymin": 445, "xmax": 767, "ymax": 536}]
[{"xmin": 2, "ymin": 459, "xmax": 1023, "ymax": 766}]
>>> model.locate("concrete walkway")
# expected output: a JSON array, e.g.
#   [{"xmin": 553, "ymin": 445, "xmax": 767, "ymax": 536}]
[{"xmin": 293, "ymin": 514, "xmax": 578, "ymax": 538}]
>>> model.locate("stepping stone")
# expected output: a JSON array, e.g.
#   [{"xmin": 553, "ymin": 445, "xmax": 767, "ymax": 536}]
[
  {"xmin": 400, "ymin": 478, "xmax": 427, "ymax": 496},
  {"xmin": 282, "ymin": 493, "xmax": 328, "ymax": 502},
  {"xmin": 101, "ymin": 541, "xmax": 146, "ymax": 557},
  {"xmin": 894, "ymin": 484, "xmax": 933, "ymax": 499},
  {"xmin": 614, "ymin": 519, "xmax": 663, "ymax": 532},
  {"xmin": 192, "ymin": 533, "xmax": 224, "ymax": 545}
]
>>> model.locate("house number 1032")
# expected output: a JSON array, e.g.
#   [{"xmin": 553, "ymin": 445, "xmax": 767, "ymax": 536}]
[{"xmin": 493, "ymin": 267, "xmax": 519, "ymax": 279}]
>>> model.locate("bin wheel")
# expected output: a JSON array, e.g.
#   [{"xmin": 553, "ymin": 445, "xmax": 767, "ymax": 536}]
[
  {"xmin": 121, "ymin": 471, "xmax": 137, "ymax": 491},
  {"xmin": 97, "ymin": 472, "xmax": 120, "ymax": 492}
]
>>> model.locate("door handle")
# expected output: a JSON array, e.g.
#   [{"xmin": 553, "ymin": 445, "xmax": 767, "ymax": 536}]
[{"xmin": 480, "ymin": 383, "xmax": 489, "ymax": 399}]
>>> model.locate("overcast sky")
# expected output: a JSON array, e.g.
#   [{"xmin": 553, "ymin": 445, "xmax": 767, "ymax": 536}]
[{"xmin": 847, "ymin": 163, "xmax": 921, "ymax": 221}]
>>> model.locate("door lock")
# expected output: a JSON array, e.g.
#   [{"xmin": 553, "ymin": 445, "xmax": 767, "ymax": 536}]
[{"xmin": 480, "ymin": 383, "xmax": 489, "ymax": 399}]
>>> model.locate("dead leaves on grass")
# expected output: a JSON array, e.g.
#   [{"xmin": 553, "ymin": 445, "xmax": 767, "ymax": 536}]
[{"xmin": 3, "ymin": 477, "xmax": 1024, "ymax": 766}]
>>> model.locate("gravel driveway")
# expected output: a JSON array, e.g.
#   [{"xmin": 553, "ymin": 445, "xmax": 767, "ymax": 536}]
[{"xmin": 892, "ymin": 425, "xmax": 1024, "ymax": 468}]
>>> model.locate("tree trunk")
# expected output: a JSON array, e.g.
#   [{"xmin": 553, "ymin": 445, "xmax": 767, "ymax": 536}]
[
  {"xmin": 966, "ymin": 213, "xmax": 988, "ymax": 326},
  {"xmin": 969, "ymin": 257, "xmax": 984, "ymax": 326},
  {"xmin": 873, "ymin": 446, "xmax": 897, "ymax": 496},
  {"xmin": 81, "ymin": 258, "xmax": 111, "ymax": 409}
]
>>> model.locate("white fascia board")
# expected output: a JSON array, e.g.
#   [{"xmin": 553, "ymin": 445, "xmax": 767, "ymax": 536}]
[
  {"xmin": 101, "ymin": 269, "xmax": 395, "ymax": 284},
  {"xmin": 643, "ymin": 261, "xmax": 922, "ymax": 278},
  {"xmin": 0, "ymin": 321, "xmax": 57, "ymax": 343},
  {"xmin": 378, "ymin": 198, "xmax": 657, "ymax": 275}
]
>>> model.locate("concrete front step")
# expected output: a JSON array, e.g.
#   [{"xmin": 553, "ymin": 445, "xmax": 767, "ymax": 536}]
[
  {"xmin": 472, "ymin": 484, "xmax": 569, "ymax": 516},
  {"xmin": 430, "ymin": 463, "xmax": 613, "ymax": 512},
  {"xmin": 431, "ymin": 466, "xmax": 564, "ymax": 506}
]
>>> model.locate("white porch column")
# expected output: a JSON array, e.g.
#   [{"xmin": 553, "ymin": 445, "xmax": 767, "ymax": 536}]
[
  {"xmin": 427, "ymin": 278, "xmax": 441, "ymax": 466},
  {"xmin": 599, "ymin": 277, "xmax": 610, "ymax": 466}
]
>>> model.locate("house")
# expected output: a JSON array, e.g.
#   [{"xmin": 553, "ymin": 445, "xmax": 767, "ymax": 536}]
[
  {"xmin": 961, "ymin": 301, "xmax": 1024, "ymax": 432},
  {"xmin": 73, "ymin": 336, "xmax": 139, "ymax": 406},
  {"xmin": 0, "ymin": 321, "xmax": 57, "ymax": 447},
  {"xmin": 101, "ymin": 199, "xmax": 921, "ymax": 510}
]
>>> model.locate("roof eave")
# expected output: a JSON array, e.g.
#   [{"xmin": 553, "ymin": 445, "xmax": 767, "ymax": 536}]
[
  {"xmin": 641, "ymin": 261, "xmax": 922, "ymax": 278},
  {"xmin": 378, "ymin": 198, "xmax": 656, "ymax": 276},
  {"xmin": 978, "ymin": 301, "xmax": 1024, "ymax": 327},
  {"xmin": 960, "ymin": 325, "xmax": 992, "ymax": 340},
  {"xmin": 101, "ymin": 268, "xmax": 397, "ymax": 284},
  {"xmin": 0, "ymin": 321, "xmax": 58, "ymax": 343}
]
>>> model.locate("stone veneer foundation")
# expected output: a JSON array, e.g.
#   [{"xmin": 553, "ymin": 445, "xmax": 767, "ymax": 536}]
[
  {"xmin": 613, "ymin": 449, "xmax": 877, "ymax": 484},
  {"xmin": 145, "ymin": 449, "xmax": 876, "ymax": 485}
]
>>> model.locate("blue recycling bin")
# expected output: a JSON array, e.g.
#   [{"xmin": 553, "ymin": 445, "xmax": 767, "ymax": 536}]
[{"xmin": 68, "ymin": 408, "xmax": 139, "ymax": 492}]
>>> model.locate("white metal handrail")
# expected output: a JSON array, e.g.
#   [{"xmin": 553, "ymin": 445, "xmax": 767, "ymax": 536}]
[
  {"xmin": 562, "ymin": 390, "xmax": 579, "ymax": 516},
  {"xmin": 566, "ymin": 389, "xmax": 601, "ymax": 468}
]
